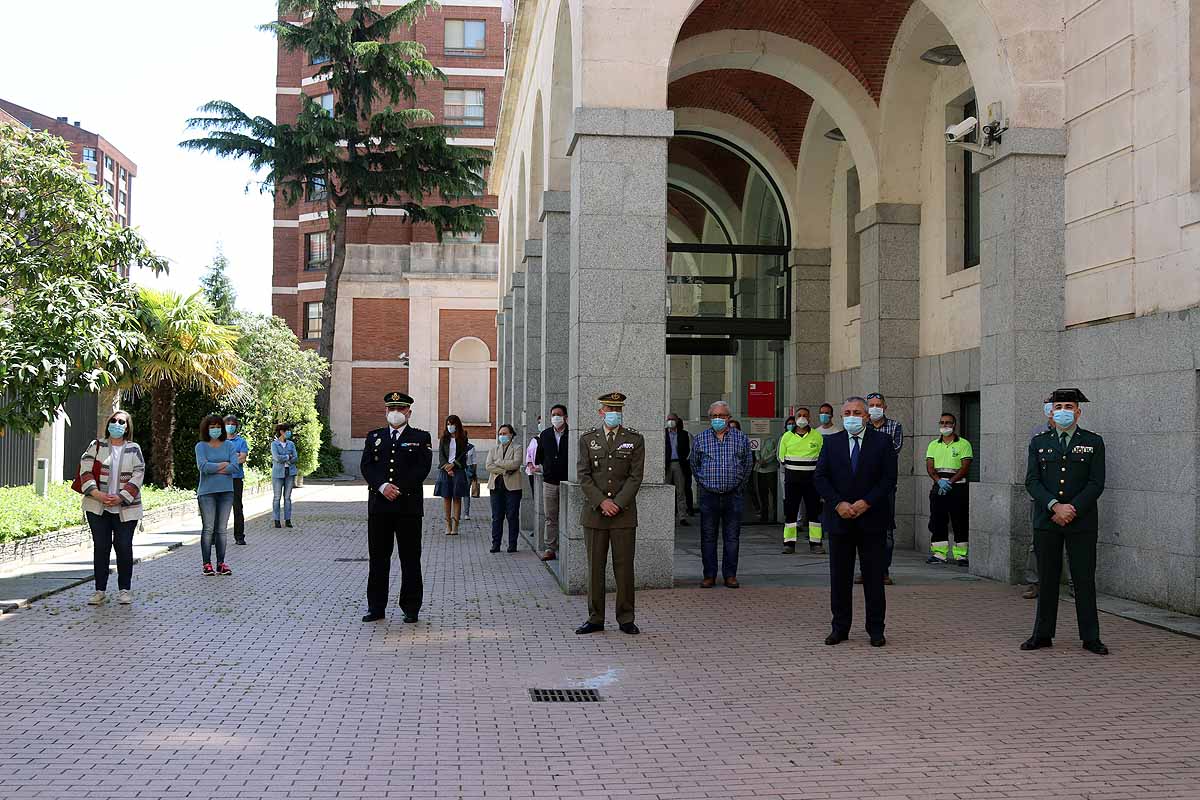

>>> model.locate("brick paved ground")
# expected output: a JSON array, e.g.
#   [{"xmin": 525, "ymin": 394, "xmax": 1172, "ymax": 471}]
[{"xmin": 2, "ymin": 485, "xmax": 1199, "ymax": 800}]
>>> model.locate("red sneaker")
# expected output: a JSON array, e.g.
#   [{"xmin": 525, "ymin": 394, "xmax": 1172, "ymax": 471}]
[
  {"xmin": 217, "ymin": 563, "xmax": 232, "ymax": 576},
  {"xmin": 202, "ymin": 563, "xmax": 215, "ymax": 577}
]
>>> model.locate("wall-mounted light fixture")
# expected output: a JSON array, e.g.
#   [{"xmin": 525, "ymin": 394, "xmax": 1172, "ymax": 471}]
[{"xmin": 920, "ymin": 45, "xmax": 964, "ymax": 66}]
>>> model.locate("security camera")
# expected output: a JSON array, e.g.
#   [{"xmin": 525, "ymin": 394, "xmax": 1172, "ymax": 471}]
[{"xmin": 945, "ymin": 117, "xmax": 978, "ymax": 143}]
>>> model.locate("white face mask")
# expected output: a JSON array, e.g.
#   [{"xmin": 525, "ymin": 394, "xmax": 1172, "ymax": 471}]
[
  {"xmin": 446, "ymin": 424, "xmax": 457, "ymax": 434},
  {"xmin": 796, "ymin": 417, "xmax": 809, "ymax": 428},
  {"xmin": 666, "ymin": 420, "xmax": 675, "ymax": 429},
  {"xmin": 387, "ymin": 410, "xmax": 407, "ymax": 427},
  {"xmin": 868, "ymin": 407, "xmax": 885, "ymax": 421},
  {"xmin": 551, "ymin": 415, "xmax": 565, "ymax": 428},
  {"xmin": 939, "ymin": 426, "xmax": 954, "ymax": 437}
]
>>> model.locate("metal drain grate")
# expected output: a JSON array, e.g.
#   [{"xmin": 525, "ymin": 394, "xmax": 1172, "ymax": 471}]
[
  {"xmin": 333, "ymin": 557, "xmax": 369, "ymax": 562},
  {"xmin": 529, "ymin": 688, "xmax": 601, "ymax": 703}
]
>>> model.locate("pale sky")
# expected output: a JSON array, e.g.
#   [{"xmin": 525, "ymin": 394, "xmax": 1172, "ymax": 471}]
[{"xmin": 1, "ymin": 0, "xmax": 279, "ymax": 315}]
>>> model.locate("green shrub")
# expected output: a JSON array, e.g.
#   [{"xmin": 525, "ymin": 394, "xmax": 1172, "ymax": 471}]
[
  {"xmin": 310, "ymin": 413, "xmax": 344, "ymax": 478},
  {"xmin": 0, "ymin": 482, "xmax": 196, "ymax": 544}
]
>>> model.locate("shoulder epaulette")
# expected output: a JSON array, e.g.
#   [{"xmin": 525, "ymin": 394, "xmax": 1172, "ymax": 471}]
[{"xmin": 625, "ymin": 427, "xmax": 639, "ymax": 434}]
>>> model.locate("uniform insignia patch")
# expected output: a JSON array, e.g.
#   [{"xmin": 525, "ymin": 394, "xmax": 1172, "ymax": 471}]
[
  {"xmin": 1072, "ymin": 446, "xmax": 1094, "ymax": 453},
  {"xmin": 618, "ymin": 442, "xmax": 634, "ymax": 450},
  {"xmin": 588, "ymin": 440, "xmax": 602, "ymax": 450}
]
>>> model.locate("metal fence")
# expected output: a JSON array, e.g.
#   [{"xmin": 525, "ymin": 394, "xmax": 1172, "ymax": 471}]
[
  {"xmin": 62, "ymin": 393, "xmax": 99, "ymax": 481},
  {"xmin": 0, "ymin": 429, "xmax": 34, "ymax": 488}
]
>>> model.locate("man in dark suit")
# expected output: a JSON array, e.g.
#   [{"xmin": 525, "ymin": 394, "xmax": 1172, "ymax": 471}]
[
  {"xmin": 535, "ymin": 404, "xmax": 570, "ymax": 561},
  {"xmin": 359, "ymin": 392, "xmax": 433, "ymax": 624},
  {"xmin": 665, "ymin": 412, "xmax": 692, "ymax": 526},
  {"xmin": 813, "ymin": 395, "xmax": 898, "ymax": 647}
]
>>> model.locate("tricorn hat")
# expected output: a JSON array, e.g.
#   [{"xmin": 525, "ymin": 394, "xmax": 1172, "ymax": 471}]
[{"xmin": 1048, "ymin": 388, "xmax": 1089, "ymax": 404}]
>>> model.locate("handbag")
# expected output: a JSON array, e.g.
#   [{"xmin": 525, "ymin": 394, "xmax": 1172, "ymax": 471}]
[
  {"xmin": 470, "ymin": 478, "xmax": 481, "ymax": 498},
  {"xmin": 70, "ymin": 441, "xmax": 102, "ymax": 495}
]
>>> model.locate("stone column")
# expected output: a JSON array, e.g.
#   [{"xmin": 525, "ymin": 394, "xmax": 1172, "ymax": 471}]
[
  {"xmin": 856, "ymin": 203, "xmax": 920, "ymax": 551},
  {"xmin": 509, "ymin": 273, "xmax": 526, "ymax": 430},
  {"xmin": 521, "ymin": 240, "xmax": 543, "ymax": 534},
  {"xmin": 495, "ymin": 311, "xmax": 506, "ymax": 424},
  {"xmin": 558, "ymin": 108, "xmax": 676, "ymax": 595},
  {"xmin": 540, "ymin": 191, "xmax": 570, "ymax": 418},
  {"xmin": 972, "ymin": 130, "xmax": 1067, "ymax": 583},
  {"xmin": 790, "ymin": 248, "xmax": 831, "ymax": 410},
  {"xmin": 499, "ymin": 299, "xmax": 512, "ymax": 423}
]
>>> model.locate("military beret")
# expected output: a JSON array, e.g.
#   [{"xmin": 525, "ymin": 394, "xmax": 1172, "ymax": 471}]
[
  {"xmin": 1049, "ymin": 388, "xmax": 1089, "ymax": 404},
  {"xmin": 598, "ymin": 391, "xmax": 627, "ymax": 407},
  {"xmin": 385, "ymin": 391, "xmax": 414, "ymax": 407}
]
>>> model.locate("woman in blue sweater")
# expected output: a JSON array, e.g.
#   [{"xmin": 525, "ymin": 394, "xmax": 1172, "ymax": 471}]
[{"xmin": 195, "ymin": 414, "xmax": 238, "ymax": 576}]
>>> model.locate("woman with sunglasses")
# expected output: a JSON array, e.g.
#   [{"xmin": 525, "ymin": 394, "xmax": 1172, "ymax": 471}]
[{"xmin": 79, "ymin": 410, "xmax": 146, "ymax": 606}]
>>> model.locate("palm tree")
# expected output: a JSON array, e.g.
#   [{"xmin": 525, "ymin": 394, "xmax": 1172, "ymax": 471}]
[{"xmin": 122, "ymin": 288, "xmax": 242, "ymax": 487}]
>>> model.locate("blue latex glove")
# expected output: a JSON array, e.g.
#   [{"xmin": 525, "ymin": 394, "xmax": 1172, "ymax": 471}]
[{"xmin": 937, "ymin": 478, "xmax": 952, "ymax": 495}]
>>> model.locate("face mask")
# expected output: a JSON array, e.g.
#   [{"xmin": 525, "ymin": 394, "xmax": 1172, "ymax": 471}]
[
  {"xmin": 665, "ymin": 420, "xmax": 675, "ymax": 429},
  {"xmin": 552, "ymin": 415, "xmax": 565, "ymax": 428},
  {"xmin": 1043, "ymin": 402, "xmax": 1053, "ymax": 418},
  {"xmin": 208, "ymin": 428, "xmax": 223, "ymax": 440},
  {"xmin": 711, "ymin": 418, "xmax": 727, "ymax": 432},
  {"xmin": 604, "ymin": 411, "xmax": 623, "ymax": 428},
  {"xmin": 1052, "ymin": 409, "xmax": 1076, "ymax": 428},
  {"xmin": 446, "ymin": 424, "xmax": 457, "ymax": 434},
  {"xmin": 868, "ymin": 407, "xmax": 885, "ymax": 421},
  {"xmin": 939, "ymin": 426, "xmax": 954, "ymax": 437},
  {"xmin": 797, "ymin": 417, "xmax": 810, "ymax": 429},
  {"xmin": 284, "ymin": 430, "xmax": 293, "ymax": 440},
  {"xmin": 387, "ymin": 411, "xmax": 406, "ymax": 426},
  {"xmin": 498, "ymin": 434, "xmax": 512, "ymax": 445},
  {"xmin": 225, "ymin": 424, "xmax": 237, "ymax": 435},
  {"xmin": 843, "ymin": 416, "xmax": 864, "ymax": 435},
  {"xmin": 819, "ymin": 413, "xmax": 832, "ymax": 425},
  {"xmin": 107, "ymin": 422, "xmax": 126, "ymax": 438},
  {"xmin": 785, "ymin": 423, "xmax": 795, "ymax": 432}
]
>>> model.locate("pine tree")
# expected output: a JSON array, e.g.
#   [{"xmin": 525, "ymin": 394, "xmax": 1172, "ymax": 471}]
[
  {"xmin": 199, "ymin": 245, "xmax": 238, "ymax": 325},
  {"xmin": 180, "ymin": 0, "xmax": 490, "ymax": 415}
]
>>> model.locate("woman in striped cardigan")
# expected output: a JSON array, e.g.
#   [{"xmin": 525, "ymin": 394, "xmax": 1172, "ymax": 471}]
[{"xmin": 78, "ymin": 409, "xmax": 146, "ymax": 606}]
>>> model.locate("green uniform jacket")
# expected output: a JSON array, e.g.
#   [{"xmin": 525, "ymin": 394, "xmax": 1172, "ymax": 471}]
[
  {"xmin": 577, "ymin": 426, "xmax": 645, "ymax": 529},
  {"xmin": 1024, "ymin": 427, "xmax": 1105, "ymax": 532}
]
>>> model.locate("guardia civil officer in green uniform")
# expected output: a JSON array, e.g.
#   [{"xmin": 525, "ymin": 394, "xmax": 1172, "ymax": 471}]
[
  {"xmin": 1022, "ymin": 388, "xmax": 1108, "ymax": 655},
  {"xmin": 575, "ymin": 392, "xmax": 645, "ymax": 636},
  {"xmin": 360, "ymin": 392, "xmax": 433, "ymax": 624}
]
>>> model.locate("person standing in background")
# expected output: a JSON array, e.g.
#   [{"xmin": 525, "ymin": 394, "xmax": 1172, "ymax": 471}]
[
  {"xmin": 525, "ymin": 418, "xmax": 541, "ymax": 495},
  {"xmin": 863, "ymin": 392, "xmax": 903, "ymax": 586},
  {"xmin": 224, "ymin": 415, "xmax": 249, "ymax": 545},
  {"xmin": 664, "ymin": 412, "xmax": 692, "ymax": 528},
  {"xmin": 753, "ymin": 426, "xmax": 779, "ymax": 525},
  {"xmin": 815, "ymin": 403, "xmax": 840, "ymax": 437},
  {"xmin": 924, "ymin": 413, "xmax": 973, "ymax": 566},
  {"xmin": 779, "ymin": 408, "xmax": 824, "ymax": 554},
  {"xmin": 487, "ymin": 425, "xmax": 524, "ymax": 553},
  {"xmin": 434, "ymin": 414, "xmax": 471, "ymax": 535},
  {"xmin": 196, "ymin": 414, "xmax": 238, "ymax": 577},
  {"xmin": 80, "ymin": 410, "xmax": 146, "ymax": 606},
  {"xmin": 689, "ymin": 401, "xmax": 755, "ymax": 589},
  {"xmin": 271, "ymin": 424, "xmax": 298, "ymax": 528},
  {"xmin": 536, "ymin": 405, "xmax": 570, "ymax": 561}
]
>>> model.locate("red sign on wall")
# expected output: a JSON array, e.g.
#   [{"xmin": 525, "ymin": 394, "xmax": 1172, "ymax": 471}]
[{"xmin": 747, "ymin": 381, "xmax": 776, "ymax": 418}]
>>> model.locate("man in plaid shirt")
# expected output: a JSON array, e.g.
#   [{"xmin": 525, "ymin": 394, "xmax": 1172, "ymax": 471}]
[
  {"xmin": 689, "ymin": 400, "xmax": 756, "ymax": 588},
  {"xmin": 864, "ymin": 392, "xmax": 903, "ymax": 584}
]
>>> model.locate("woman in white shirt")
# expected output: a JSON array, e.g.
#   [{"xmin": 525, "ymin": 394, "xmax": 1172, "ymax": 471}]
[{"xmin": 434, "ymin": 414, "xmax": 471, "ymax": 535}]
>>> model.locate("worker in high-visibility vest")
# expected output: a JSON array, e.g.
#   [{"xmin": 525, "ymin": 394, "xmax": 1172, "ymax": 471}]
[
  {"xmin": 779, "ymin": 407, "xmax": 824, "ymax": 554},
  {"xmin": 925, "ymin": 411, "xmax": 974, "ymax": 566}
]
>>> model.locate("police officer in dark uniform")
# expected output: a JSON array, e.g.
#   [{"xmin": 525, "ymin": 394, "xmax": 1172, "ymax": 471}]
[
  {"xmin": 360, "ymin": 392, "xmax": 433, "ymax": 623},
  {"xmin": 575, "ymin": 392, "xmax": 645, "ymax": 636},
  {"xmin": 1021, "ymin": 388, "xmax": 1108, "ymax": 655}
]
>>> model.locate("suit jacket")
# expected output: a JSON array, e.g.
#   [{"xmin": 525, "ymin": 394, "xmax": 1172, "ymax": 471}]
[
  {"xmin": 812, "ymin": 426, "xmax": 898, "ymax": 535},
  {"xmin": 485, "ymin": 440, "xmax": 524, "ymax": 491},
  {"xmin": 535, "ymin": 426, "xmax": 570, "ymax": 484},
  {"xmin": 1025, "ymin": 427, "xmax": 1105, "ymax": 532},
  {"xmin": 360, "ymin": 425, "xmax": 433, "ymax": 516},
  {"xmin": 664, "ymin": 428, "xmax": 692, "ymax": 478},
  {"xmin": 578, "ymin": 426, "xmax": 645, "ymax": 529}
]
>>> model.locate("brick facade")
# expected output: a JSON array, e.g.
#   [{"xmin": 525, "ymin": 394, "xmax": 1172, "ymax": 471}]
[
  {"xmin": 438, "ymin": 309, "xmax": 498, "ymax": 360},
  {"xmin": 352, "ymin": 299, "xmax": 410, "ymax": 361},
  {"xmin": 351, "ymin": 368, "xmax": 409, "ymax": 438}
]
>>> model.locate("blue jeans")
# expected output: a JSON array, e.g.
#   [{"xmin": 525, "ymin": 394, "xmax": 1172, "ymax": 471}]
[
  {"xmin": 490, "ymin": 483, "xmax": 521, "ymax": 549},
  {"xmin": 699, "ymin": 488, "xmax": 743, "ymax": 579},
  {"xmin": 273, "ymin": 474, "xmax": 295, "ymax": 521},
  {"xmin": 198, "ymin": 491, "xmax": 234, "ymax": 564},
  {"xmin": 884, "ymin": 529, "xmax": 895, "ymax": 574}
]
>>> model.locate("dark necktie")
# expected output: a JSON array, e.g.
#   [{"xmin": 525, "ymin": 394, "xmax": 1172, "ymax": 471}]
[
  {"xmin": 607, "ymin": 431, "xmax": 615, "ymax": 449},
  {"xmin": 850, "ymin": 435, "xmax": 861, "ymax": 472},
  {"xmin": 392, "ymin": 429, "xmax": 399, "ymax": 443},
  {"xmin": 1060, "ymin": 432, "xmax": 1069, "ymax": 451}
]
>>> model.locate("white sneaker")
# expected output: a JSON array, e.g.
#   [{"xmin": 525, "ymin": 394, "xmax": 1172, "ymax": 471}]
[
  {"xmin": 117, "ymin": 590, "xmax": 132, "ymax": 605},
  {"xmin": 87, "ymin": 591, "xmax": 106, "ymax": 605}
]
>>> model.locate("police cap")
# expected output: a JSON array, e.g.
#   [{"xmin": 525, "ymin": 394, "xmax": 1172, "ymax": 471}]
[
  {"xmin": 598, "ymin": 391, "xmax": 627, "ymax": 408},
  {"xmin": 384, "ymin": 392, "xmax": 414, "ymax": 407}
]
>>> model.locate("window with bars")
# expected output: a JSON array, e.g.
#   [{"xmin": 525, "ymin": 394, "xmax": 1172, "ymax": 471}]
[
  {"xmin": 445, "ymin": 20, "xmax": 485, "ymax": 55},
  {"xmin": 304, "ymin": 302, "xmax": 323, "ymax": 340},
  {"xmin": 444, "ymin": 89, "xmax": 484, "ymax": 127},
  {"xmin": 305, "ymin": 231, "xmax": 329, "ymax": 270}
]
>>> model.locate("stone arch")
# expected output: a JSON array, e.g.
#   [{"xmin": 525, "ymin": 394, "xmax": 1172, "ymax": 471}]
[
  {"xmin": 528, "ymin": 91, "xmax": 545, "ymax": 237},
  {"xmin": 547, "ymin": 0, "xmax": 574, "ymax": 192},
  {"xmin": 792, "ymin": 105, "xmax": 840, "ymax": 249},
  {"xmin": 448, "ymin": 337, "xmax": 492, "ymax": 425},
  {"xmin": 670, "ymin": 31, "xmax": 882, "ymax": 206}
]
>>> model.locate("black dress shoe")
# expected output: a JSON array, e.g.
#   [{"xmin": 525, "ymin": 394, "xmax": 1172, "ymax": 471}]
[
  {"xmin": 285, "ymin": 520, "xmax": 293, "ymax": 528},
  {"xmin": 274, "ymin": 521, "xmax": 282, "ymax": 529},
  {"xmin": 234, "ymin": 538, "xmax": 246, "ymax": 546},
  {"xmin": 824, "ymin": 633, "xmax": 848, "ymax": 646},
  {"xmin": 679, "ymin": 519, "xmax": 690, "ymax": 526},
  {"xmin": 490, "ymin": 546, "xmax": 501, "ymax": 553},
  {"xmin": 402, "ymin": 613, "xmax": 419, "ymax": 624},
  {"xmin": 361, "ymin": 611, "xmax": 384, "ymax": 622},
  {"xmin": 870, "ymin": 637, "xmax": 886, "ymax": 647},
  {"xmin": 506, "ymin": 546, "xmax": 517, "ymax": 553},
  {"xmin": 575, "ymin": 622, "xmax": 604, "ymax": 634},
  {"xmin": 1082, "ymin": 639, "xmax": 1109, "ymax": 655},
  {"xmin": 1020, "ymin": 636, "xmax": 1053, "ymax": 650},
  {"xmin": 619, "ymin": 622, "xmax": 640, "ymax": 635}
]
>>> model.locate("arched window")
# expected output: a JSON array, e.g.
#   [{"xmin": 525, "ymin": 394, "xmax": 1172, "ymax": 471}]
[{"xmin": 449, "ymin": 337, "xmax": 491, "ymax": 425}]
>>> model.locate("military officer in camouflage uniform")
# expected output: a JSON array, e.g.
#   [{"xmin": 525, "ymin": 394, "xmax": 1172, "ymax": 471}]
[
  {"xmin": 1021, "ymin": 388, "xmax": 1108, "ymax": 655},
  {"xmin": 575, "ymin": 392, "xmax": 645, "ymax": 636}
]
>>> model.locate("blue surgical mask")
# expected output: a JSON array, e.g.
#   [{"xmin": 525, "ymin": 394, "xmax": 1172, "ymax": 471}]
[
  {"xmin": 1052, "ymin": 409, "xmax": 1076, "ymax": 428},
  {"xmin": 208, "ymin": 428, "xmax": 223, "ymax": 440},
  {"xmin": 843, "ymin": 416, "xmax": 865, "ymax": 435},
  {"xmin": 498, "ymin": 434, "xmax": 512, "ymax": 445},
  {"xmin": 819, "ymin": 413, "xmax": 832, "ymax": 425},
  {"xmin": 284, "ymin": 430, "xmax": 293, "ymax": 440},
  {"xmin": 710, "ymin": 418, "xmax": 727, "ymax": 432},
  {"xmin": 604, "ymin": 411, "xmax": 623, "ymax": 428},
  {"xmin": 785, "ymin": 423, "xmax": 795, "ymax": 432},
  {"xmin": 1044, "ymin": 402, "xmax": 1053, "ymax": 418},
  {"xmin": 107, "ymin": 422, "xmax": 126, "ymax": 439},
  {"xmin": 446, "ymin": 424, "xmax": 457, "ymax": 434},
  {"xmin": 225, "ymin": 424, "xmax": 237, "ymax": 435}
]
